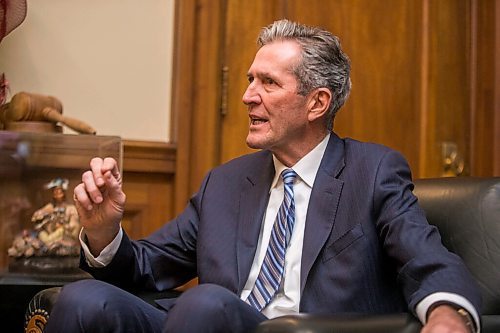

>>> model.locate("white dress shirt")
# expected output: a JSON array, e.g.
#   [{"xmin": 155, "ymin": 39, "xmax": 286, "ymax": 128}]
[{"xmin": 239, "ymin": 133, "xmax": 330, "ymax": 318}]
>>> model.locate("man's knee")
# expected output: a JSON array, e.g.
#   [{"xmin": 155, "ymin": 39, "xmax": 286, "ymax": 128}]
[
  {"xmin": 45, "ymin": 280, "xmax": 114, "ymax": 332},
  {"xmin": 48, "ymin": 279, "xmax": 167, "ymax": 333},
  {"xmin": 54, "ymin": 279, "xmax": 114, "ymax": 319},
  {"xmin": 176, "ymin": 283, "xmax": 239, "ymax": 314},
  {"xmin": 165, "ymin": 283, "xmax": 265, "ymax": 333}
]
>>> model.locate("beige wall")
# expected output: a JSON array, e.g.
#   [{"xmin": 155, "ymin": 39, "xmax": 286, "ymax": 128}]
[{"xmin": 0, "ymin": 0, "xmax": 175, "ymax": 142}]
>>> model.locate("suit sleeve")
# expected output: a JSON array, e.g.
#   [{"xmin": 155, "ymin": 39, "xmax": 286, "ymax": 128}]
[
  {"xmin": 80, "ymin": 172, "xmax": 212, "ymax": 292},
  {"xmin": 371, "ymin": 149, "xmax": 481, "ymax": 314}
]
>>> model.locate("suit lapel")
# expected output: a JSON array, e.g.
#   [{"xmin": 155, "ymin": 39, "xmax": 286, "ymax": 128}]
[
  {"xmin": 236, "ymin": 153, "xmax": 274, "ymax": 293},
  {"xmin": 300, "ymin": 134, "xmax": 346, "ymax": 293}
]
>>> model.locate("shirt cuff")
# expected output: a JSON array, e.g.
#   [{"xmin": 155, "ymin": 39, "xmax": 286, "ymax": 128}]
[
  {"xmin": 79, "ymin": 227, "xmax": 123, "ymax": 267},
  {"xmin": 416, "ymin": 292, "xmax": 480, "ymax": 333}
]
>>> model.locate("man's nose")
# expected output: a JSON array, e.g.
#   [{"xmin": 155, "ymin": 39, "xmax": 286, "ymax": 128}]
[{"xmin": 242, "ymin": 84, "xmax": 261, "ymax": 106}]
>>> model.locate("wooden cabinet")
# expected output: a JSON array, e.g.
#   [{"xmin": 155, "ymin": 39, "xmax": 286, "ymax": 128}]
[{"xmin": 0, "ymin": 132, "xmax": 177, "ymax": 271}]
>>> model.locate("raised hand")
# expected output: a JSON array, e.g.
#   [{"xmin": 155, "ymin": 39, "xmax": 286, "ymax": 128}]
[{"xmin": 73, "ymin": 157, "xmax": 126, "ymax": 256}]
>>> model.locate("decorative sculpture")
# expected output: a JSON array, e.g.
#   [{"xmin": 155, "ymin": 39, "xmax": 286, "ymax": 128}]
[{"xmin": 7, "ymin": 178, "xmax": 81, "ymax": 264}]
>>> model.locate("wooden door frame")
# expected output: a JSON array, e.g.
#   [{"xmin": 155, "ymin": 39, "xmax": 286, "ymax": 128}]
[
  {"xmin": 170, "ymin": 0, "xmax": 225, "ymax": 212},
  {"xmin": 469, "ymin": 0, "xmax": 500, "ymax": 176}
]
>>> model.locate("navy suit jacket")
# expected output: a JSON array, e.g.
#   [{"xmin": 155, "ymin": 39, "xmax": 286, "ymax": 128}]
[{"xmin": 83, "ymin": 133, "xmax": 481, "ymax": 316}]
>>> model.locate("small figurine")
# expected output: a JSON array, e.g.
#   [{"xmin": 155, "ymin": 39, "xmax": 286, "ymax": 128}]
[{"xmin": 7, "ymin": 178, "xmax": 81, "ymax": 258}]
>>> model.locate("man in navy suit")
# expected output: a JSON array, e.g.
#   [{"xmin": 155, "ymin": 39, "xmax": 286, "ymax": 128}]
[{"xmin": 46, "ymin": 19, "xmax": 480, "ymax": 333}]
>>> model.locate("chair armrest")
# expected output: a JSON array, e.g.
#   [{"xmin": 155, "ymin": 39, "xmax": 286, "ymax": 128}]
[
  {"xmin": 25, "ymin": 287, "xmax": 62, "ymax": 333},
  {"xmin": 482, "ymin": 315, "xmax": 500, "ymax": 333},
  {"xmin": 255, "ymin": 313, "xmax": 422, "ymax": 333}
]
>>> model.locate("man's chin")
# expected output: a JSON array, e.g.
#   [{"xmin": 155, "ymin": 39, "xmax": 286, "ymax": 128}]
[
  {"xmin": 246, "ymin": 141, "xmax": 260, "ymax": 150},
  {"xmin": 246, "ymin": 137, "xmax": 265, "ymax": 150}
]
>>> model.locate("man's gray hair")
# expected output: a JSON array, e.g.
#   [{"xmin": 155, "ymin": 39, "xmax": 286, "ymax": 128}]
[{"xmin": 258, "ymin": 19, "xmax": 351, "ymax": 130}]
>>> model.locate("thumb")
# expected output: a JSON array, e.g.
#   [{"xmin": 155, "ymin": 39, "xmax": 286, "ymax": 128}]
[{"xmin": 102, "ymin": 171, "xmax": 126, "ymax": 209}]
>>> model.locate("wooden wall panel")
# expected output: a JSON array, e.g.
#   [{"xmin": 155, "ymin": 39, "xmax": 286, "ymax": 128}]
[
  {"xmin": 286, "ymin": 0, "xmax": 423, "ymax": 174},
  {"xmin": 121, "ymin": 141, "xmax": 176, "ymax": 240},
  {"xmin": 188, "ymin": 0, "xmax": 225, "ymax": 187},
  {"xmin": 122, "ymin": 173, "xmax": 174, "ymax": 238},
  {"xmin": 171, "ymin": 0, "xmax": 196, "ymax": 214},
  {"xmin": 172, "ymin": 0, "xmax": 226, "ymax": 212},
  {"xmin": 420, "ymin": 0, "xmax": 471, "ymax": 177},
  {"xmin": 220, "ymin": 1, "xmax": 285, "ymax": 163},
  {"xmin": 172, "ymin": 0, "xmax": 500, "ymax": 212},
  {"xmin": 215, "ymin": 0, "xmax": 497, "ymax": 179},
  {"xmin": 470, "ymin": 0, "xmax": 500, "ymax": 176},
  {"xmin": 496, "ymin": 0, "xmax": 500, "ymax": 176}
]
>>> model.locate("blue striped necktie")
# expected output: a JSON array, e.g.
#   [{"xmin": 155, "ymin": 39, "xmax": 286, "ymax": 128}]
[{"xmin": 246, "ymin": 168, "xmax": 297, "ymax": 311}]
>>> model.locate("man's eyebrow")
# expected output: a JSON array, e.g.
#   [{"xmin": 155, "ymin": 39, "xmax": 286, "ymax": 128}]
[{"xmin": 247, "ymin": 71, "xmax": 275, "ymax": 78}]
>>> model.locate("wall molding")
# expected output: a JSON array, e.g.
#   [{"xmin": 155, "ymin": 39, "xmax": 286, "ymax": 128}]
[{"xmin": 123, "ymin": 140, "xmax": 176, "ymax": 174}]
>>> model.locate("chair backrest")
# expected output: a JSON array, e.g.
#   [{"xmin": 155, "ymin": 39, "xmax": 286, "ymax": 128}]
[{"xmin": 413, "ymin": 177, "xmax": 500, "ymax": 315}]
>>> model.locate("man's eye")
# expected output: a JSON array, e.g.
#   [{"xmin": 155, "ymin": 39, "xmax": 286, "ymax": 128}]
[
  {"xmin": 264, "ymin": 78, "xmax": 275, "ymax": 85},
  {"xmin": 247, "ymin": 76, "xmax": 254, "ymax": 83}
]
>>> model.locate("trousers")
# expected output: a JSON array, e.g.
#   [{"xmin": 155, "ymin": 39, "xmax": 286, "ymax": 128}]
[{"xmin": 45, "ymin": 279, "xmax": 267, "ymax": 333}]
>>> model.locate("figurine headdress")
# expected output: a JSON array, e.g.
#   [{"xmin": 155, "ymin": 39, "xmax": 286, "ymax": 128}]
[{"xmin": 44, "ymin": 178, "xmax": 69, "ymax": 191}]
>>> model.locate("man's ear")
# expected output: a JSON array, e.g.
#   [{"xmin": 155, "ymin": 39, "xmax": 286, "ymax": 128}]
[{"xmin": 307, "ymin": 88, "xmax": 331, "ymax": 122}]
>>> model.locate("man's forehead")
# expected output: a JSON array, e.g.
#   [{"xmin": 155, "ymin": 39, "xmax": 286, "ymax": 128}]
[
  {"xmin": 248, "ymin": 42, "xmax": 301, "ymax": 75},
  {"xmin": 255, "ymin": 40, "xmax": 301, "ymax": 61}
]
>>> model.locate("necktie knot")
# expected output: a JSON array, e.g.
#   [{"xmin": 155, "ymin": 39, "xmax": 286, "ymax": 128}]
[{"xmin": 282, "ymin": 169, "xmax": 296, "ymax": 186}]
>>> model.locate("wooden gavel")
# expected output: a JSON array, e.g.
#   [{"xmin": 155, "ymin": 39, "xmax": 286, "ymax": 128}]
[{"xmin": 0, "ymin": 92, "xmax": 96, "ymax": 134}]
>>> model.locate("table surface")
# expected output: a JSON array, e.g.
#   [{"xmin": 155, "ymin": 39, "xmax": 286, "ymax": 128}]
[{"xmin": 0, "ymin": 269, "xmax": 92, "ymax": 286}]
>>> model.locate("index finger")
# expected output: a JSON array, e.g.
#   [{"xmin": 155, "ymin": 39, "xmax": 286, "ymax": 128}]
[{"xmin": 89, "ymin": 157, "xmax": 106, "ymax": 188}]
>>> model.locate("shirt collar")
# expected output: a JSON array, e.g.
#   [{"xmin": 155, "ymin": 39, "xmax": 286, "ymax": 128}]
[{"xmin": 271, "ymin": 133, "xmax": 331, "ymax": 190}]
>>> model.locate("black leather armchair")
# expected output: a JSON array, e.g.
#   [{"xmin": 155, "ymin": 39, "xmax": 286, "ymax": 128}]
[{"xmin": 25, "ymin": 177, "xmax": 500, "ymax": 333}]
